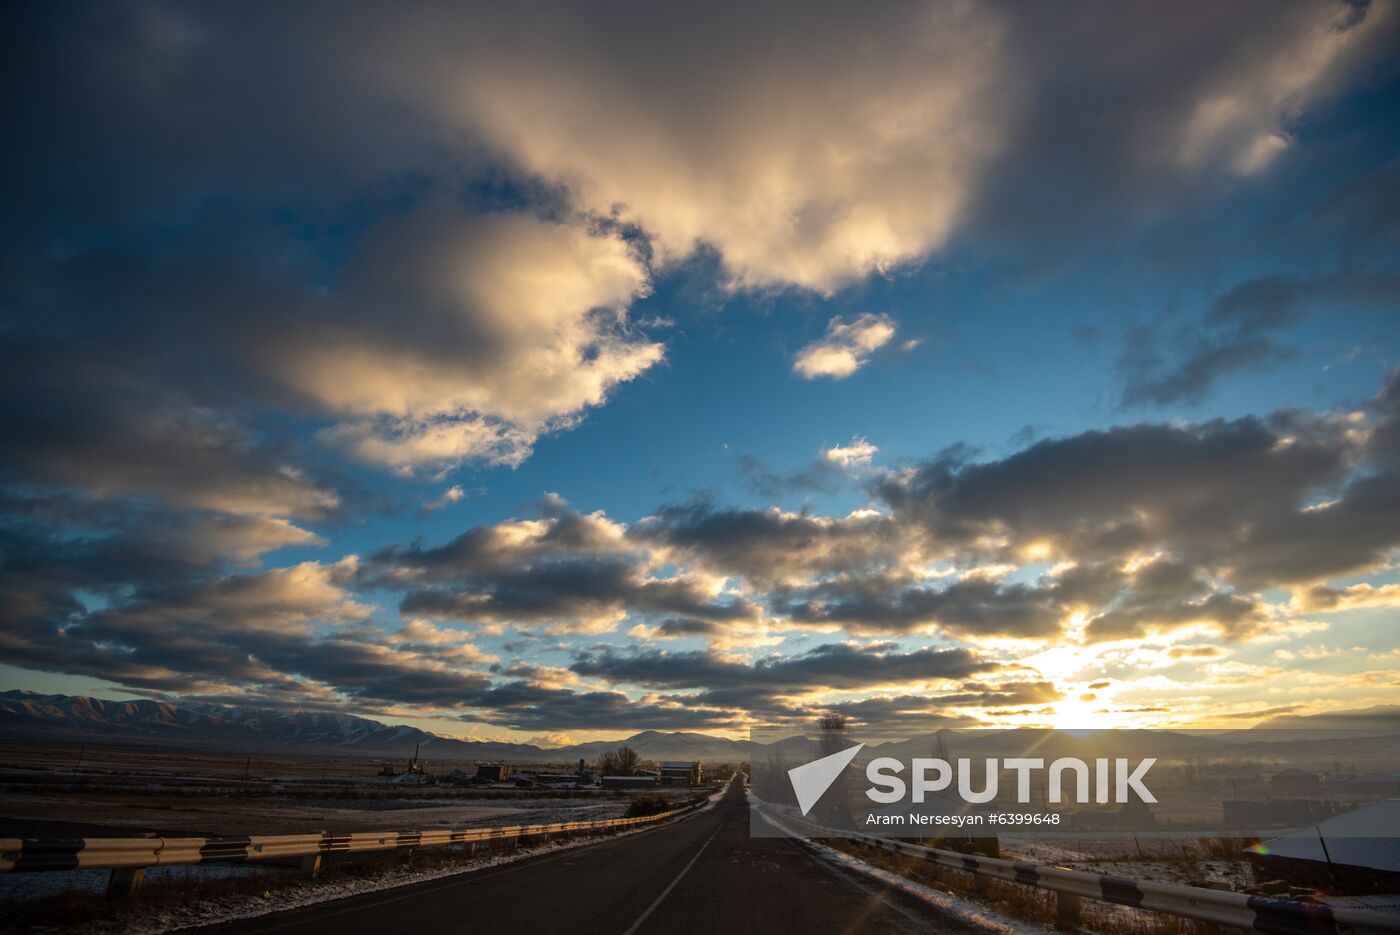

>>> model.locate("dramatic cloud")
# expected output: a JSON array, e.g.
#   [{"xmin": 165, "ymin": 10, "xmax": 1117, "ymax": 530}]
[
  {"xmin": 968, "ymin": 1, "xmax": 1395, "ymax": 251},
  {"xmin": 293, "ymin": 208, "xmax": 661, "ymax": 474},
  {"xmin": 371, "ymin": 496, "xmax": 756, "ymax": 633},
  {"xmin": 826, "ymin": 681, "xmax": 1064, "ymax": 727},
  {"xmin": 392, "ymin": 1, "xmax": 1009, "ymax": 293},
  {"xmin": 646, "ymin": 371, "xmax": 1400, "ymax": 644},
  {"xmin": 775, "ymin": 569, "xmax": 1113, "ymax": 640},
  {"xmin": 0, "ymin": 374, "xmax": 341, "ymax": 521},
  {"xmin": 635, "ymin": 502, "xmax": 914, "ymax": 587},
  {"xmin": 793, "ymin": 314, "xmax": 898, "ymax": 379},
  {"xmin": 7, "ymin": 374, "xmax": 1400, "ymax": 726},
  {"xmin": 875, "ymin": 406, "xmax": 1373, "ymax": 583},
  {"xmin": 1298, "ymin": 582, "xmax": 1400, "ymax": 613},
  {"xmin": 565, "ymin": 642, "xmax": 1002, "ymax": 725},
  {"xmin": 455, "ymin": 681, "xmax": 741, "ymax": 732},
  {"xmin": 5, "ymin": 1, "xmax": 1399, "ymax": 733},
  {"xmin": 393, "ymin": 1, "xmax": 1395, "ymax": 290},
  {"xmin": 571, "ymin": 642, "xmax": 992, "ymax": 694}
]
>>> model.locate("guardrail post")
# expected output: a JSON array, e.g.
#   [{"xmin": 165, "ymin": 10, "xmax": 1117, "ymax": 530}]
[
  {"xmin": 1054, "ymin": 892, "xmax": 1081, "ymax": 930},
  {"xmin": 300, "ymin": 853, "xmax": 323, "ymax": 878},
  {"xmin": 107, "ymin": 867, "xmax": 145, "ymax": 898}
]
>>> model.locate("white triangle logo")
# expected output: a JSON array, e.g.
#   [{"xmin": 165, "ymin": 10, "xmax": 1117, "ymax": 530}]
[{"xmin": 788, "ymin": 743, "xmax": 864, "ymax": 816}]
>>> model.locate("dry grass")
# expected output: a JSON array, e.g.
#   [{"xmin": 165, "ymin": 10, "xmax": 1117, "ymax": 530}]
[
  {"xmin": 828, "ymin": 839, "xmax": 1229, "ymax": 935},
  {"xmin": 1196, "ymin": 837, "xmax": 1254, "ymax": 860}
]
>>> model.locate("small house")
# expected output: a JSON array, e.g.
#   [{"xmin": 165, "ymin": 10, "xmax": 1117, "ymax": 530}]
[{"xmin": 659, "ymin": 761, "xmax": 703, "ymax": 786}]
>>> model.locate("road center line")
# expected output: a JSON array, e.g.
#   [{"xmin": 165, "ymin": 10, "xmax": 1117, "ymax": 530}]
[
  {"xmin": 621, "ymin": 826, "xmax": 720, "ymax": 935},
  {"xmin": 227, "ymin": 818, "xmax": 689, "ymax": 934}
]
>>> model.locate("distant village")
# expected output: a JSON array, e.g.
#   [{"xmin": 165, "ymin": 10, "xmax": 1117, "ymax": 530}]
[{"xmin": 376, "ymin": 743, "xmax": 714, "ymax": 791}]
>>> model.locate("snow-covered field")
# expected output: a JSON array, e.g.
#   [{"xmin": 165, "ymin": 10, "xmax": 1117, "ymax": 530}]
[
  {"xmin": 0, "ymin": 788, "xmax": 694, "ymax": 838},
  {"xmin": 999, "ymin": 835, "xmax": 1254, "ymax": 890}
]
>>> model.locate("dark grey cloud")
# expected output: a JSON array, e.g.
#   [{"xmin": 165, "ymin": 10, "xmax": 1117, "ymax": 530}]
[
  {"xmin": 963, "ymin": 0, "xmax": 1397, "ymax": 261},
  {"xmin": 369, "ymin": 498, "xmax": 758, "ymax": 630},
  {"xmin": 736, "ymin": 453, "xmax": 843, "ymax": 498},
  {"xmin": 570, "ymin": 642, "xmax": 994, "ymax": 693},
  {"xmin": 1304, "ymin": 159, "xmax": 1400, "ymax": 261},
  {"xmin": 1120, "ymin": 326, "xmax": 1291, "ymax": 409},
  {"xmin": 4, "ymin": 1, "xmax": 1399, "ymax": 729},
  {"xmin": 398, "ymin": 556, "xmax": 758, "ymax": 629},
  {"xmin": 774, "ymin": 568, "xmax": 1120, "ymax": 638},
  {"xmin": 830, "ymin": 681, "xmax": 1063, "ymax": 726},
  {"xmin": 0, "ymin": 361, "xmax": 342, "ymax": 522},
  {"xmin": 560, "ymin": 642, "xmax": 1005, "ymax": 728},
  {"xmin": 0, "ymin": 539, "xmax": 496, "ymax": 709},
  {"xmin": 455, "ymin": 681, "xmax": 741, "ymax": 731},
  {"xmin": 762, "ymin": 554, "xmax": 1270, "ymax": 643},
  {"xmin": 368, "ymin": 494, "xmax": 630, "ymax": 579},
  {"xmin": 876, "ymin": 406, "xmax": 1360, "ymax": 572},
  {"xmin": 619, "ymin": 369, "xmax": 1400, "ymax": 644},
  {"xmin": 1084, "ymin": 559, "xmax": 1269, "ymax": 641},
  {"xmin": 6, "ymin": 375, "xmax": 1399, "ymax": 724},
  {"xmin": 1120, "ymin": 270, "xmax": 1400, "ymax": 408},
  {"xmin": 633, "ymin": 500, "xmax": 910, "ymax": 586},
  {"xmin": 0, "ymin": 498, "xmax": 498, "ymax": 709},
  {"xmin": 7, "ymin": 0, "xmax": 1391, "ymax": 514},
  {"xmin": 654, "ymin": 617, "xmax": 724, "ymax": 637},
  {"xmin": 0, "ymin": 493, "xmax": 324, "ymax": 651}
]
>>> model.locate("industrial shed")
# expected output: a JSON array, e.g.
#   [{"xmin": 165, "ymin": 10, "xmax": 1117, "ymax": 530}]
[
  {"xmin": 1247, "ymin": 800, "xmax": 1400, "ymax": 894},
  {"xmin": 659, "ymin": 761, "xmax": 703, "ymax": 786},
  {"xmin": 602, "ymin": 775, "xmax": 657, "ymax": 789}
]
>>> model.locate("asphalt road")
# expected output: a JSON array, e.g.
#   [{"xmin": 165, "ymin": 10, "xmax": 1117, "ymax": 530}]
[{"xmin": 196, "ymin": 778, "xmax": 982, "ymax": 935}]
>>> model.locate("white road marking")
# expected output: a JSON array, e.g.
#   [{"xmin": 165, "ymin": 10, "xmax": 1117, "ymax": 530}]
[{"xmin": 621, "ymin": 827, "xmax": 720, "ymax": 935}]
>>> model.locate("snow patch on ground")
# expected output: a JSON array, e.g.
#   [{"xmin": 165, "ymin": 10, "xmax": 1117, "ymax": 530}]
[
  {"xmin": 801, "ymin": 838, "xmax": 1054, "ymax": 935},
  {"xmin": 757, "ymin": 808, "xmax": 1051, "ymax": 935},
  {"xmin": 158, "ymin": 835, "xmax": 641, "ymax": 933},
  {"xmin": 1000, "ymin": 837, "xmax": 1253, "ymax": 890}
]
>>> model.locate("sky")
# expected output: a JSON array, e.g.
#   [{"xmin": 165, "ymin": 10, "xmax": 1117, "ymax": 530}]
[{"xmin": 3, "ymin": 0, "xmax": 1399, "ymax": 745}]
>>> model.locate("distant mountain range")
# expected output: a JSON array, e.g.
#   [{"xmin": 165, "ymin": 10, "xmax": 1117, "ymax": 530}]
[
  {"xmin": 1252, "ymin": 705, "xmax": 1400, "ymax": 734},
  {"xmin": 0, "ymin": 690, "xmax": 753, "ymax": 763},
  {"xmin": 4, "ymin": 690, "xmax": 1398, "ymax": 764}
]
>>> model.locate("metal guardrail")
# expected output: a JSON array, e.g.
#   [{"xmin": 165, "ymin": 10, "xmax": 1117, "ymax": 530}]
[
  {"xmin": 759, "ymin": 805, "xmax": 1400, "ymax": 935},
  {"xmin": 0, "ymin": 796, "xmax": 710, "ymax": 896}
]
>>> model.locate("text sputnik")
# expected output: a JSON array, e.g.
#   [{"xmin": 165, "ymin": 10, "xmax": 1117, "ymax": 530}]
[{"xmin": 865, "ymin": 757, "xmax": 1157, "ymax": 804}]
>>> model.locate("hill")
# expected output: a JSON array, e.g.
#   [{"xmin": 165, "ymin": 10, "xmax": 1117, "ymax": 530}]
[{"xmin": 0, "ymin": 690, "xmax": 750, "ymax": 762}]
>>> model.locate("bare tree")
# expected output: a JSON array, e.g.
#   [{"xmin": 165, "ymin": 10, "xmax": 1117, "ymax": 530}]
[
  {"xmin": 597, "ymin": 745, "xmax": 641, "ymax": 776},
  {"xmin": 817, "ymin": 713, "xmax": 849, "ymax": 757},
  {"xmin": 816, "ymin": 713, "xmax": 853, "ymax": 826}
]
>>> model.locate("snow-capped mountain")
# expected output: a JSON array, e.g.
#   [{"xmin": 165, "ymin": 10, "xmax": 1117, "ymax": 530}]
[{"xmin": 0, "ymin": 690, "xmax": 752, "ymax": 762}]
